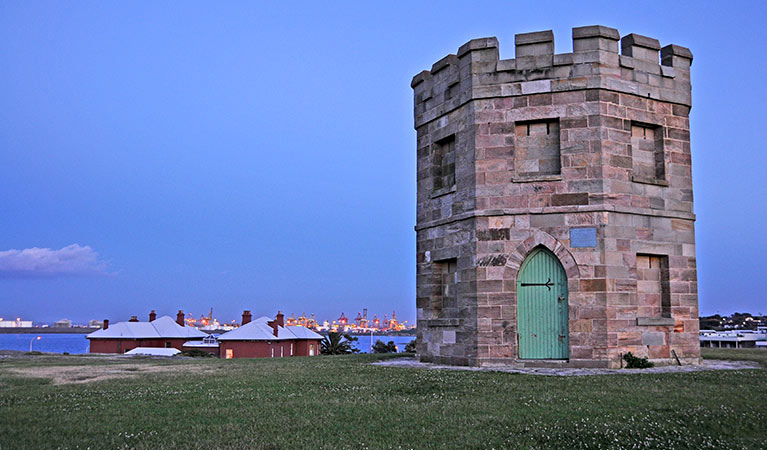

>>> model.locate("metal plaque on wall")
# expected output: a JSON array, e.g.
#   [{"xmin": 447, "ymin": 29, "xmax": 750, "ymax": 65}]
[{"xmin": 570, "ymin": 227, "xmax": 597, "ymax": 248}]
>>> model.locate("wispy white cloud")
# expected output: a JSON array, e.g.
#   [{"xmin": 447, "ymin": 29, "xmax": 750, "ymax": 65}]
[{"xmin": 0, "ymin": 244, "xmax": 110, "ymax": 278}]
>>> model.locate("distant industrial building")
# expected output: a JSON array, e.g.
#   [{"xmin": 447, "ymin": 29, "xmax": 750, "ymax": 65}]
[
  {"xmin": 53, "ymin": 319, "xmax": 72, "ymax": 328},
  {"xmin": 699, "ymin": 328, "xmax": 767, "ymax": 349},
  {"xmin": 0, "ymin": 318, "xmax": 33, "ymax": 328}
]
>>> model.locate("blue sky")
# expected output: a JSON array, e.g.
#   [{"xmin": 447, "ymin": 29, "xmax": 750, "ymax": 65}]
[{"xmin": 1, "ymin": 1, "xmax": 765, "ymax": 323}]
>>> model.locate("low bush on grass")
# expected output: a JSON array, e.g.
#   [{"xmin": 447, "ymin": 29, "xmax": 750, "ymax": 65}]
[
  {"xmin": 623, "ymin": 352, "xmax": 654, "ymax": 368},
  {"xmin": 180, "ymin": 349, "xmax": 214, "ymax": 358},
  {"xmin": 372, "ymin": 339, "xmax": 397, "ymax": 353}
]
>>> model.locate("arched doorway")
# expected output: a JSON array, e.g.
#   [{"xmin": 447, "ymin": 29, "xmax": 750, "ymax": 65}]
[{"xmin": 517, "ymin": 247, "xmax": 569, "ymax": 359}]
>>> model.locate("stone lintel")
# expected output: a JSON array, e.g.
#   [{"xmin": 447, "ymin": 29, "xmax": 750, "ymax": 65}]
[
  {"xmin": 637, "ymin": 317, "xmax": 676, "ymax": 326},
  {"xmin": 426, "ymin": 318, "xmax": 462, "ymax": 328}
]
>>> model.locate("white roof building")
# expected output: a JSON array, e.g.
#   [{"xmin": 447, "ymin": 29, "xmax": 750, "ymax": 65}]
[
  {"xmin": 700, "ymin": 329, "xmax": 766, "ymax": 348},
  {"xmin": 183, "ymin": 334, "xmax": 220, "ymax": 348},
  {"xmin": 86, "ymin": 316, "xmax": 208, "ymax": 340},
  {"xmin": 124, "ymin": 347, "xmax": 181, "ymax": 357},
  {"xmin": 218, "ymin": 316, "xmax": 323, "ymax": 341}
]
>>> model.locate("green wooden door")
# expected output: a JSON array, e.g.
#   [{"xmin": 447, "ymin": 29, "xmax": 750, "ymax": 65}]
[{"xmin": 517, "ymin": 247, "xmax": 569, "ymax": 359}]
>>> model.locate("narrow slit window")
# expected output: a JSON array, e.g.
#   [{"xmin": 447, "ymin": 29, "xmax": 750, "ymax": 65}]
[
  {"xmin": 431, "ymin": 258, "xmax": 457, "ymax": 318},
  {"xmin": 433, "ymin": 135, "xmax": 456, "ymax": 191},
  {"xmin": 636, "ymin": 254, "xmax": 671, "ymax": 318}
]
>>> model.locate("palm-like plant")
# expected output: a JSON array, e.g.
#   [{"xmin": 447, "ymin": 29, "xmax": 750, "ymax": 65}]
[{"xmin": 320, "ymin": 332, "xmax": 359, "ymax": 355}]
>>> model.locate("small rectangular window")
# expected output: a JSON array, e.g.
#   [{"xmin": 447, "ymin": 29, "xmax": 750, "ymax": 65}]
[
  {"xmin": 636, "ymin": 254, "xmax": 670, "ymax": 318},
  {"xmin": 514, "ymin": 119, "xmax": 561, "ymax": 178},
  {"xmin": 631, "ymin": 123, "xmax": 665, "ymax": 183},
  {"xmin": 433, "ymin": 135, "xmax": 456, "ymax": 191},
  {"xmin": 431, "ymin": 258, "xmax": 457, "ymax": 318}
]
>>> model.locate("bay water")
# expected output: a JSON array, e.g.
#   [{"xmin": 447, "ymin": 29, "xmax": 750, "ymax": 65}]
[{"xmin": 0, "ymin": 333, "xmax": 414, "ymax": 354}]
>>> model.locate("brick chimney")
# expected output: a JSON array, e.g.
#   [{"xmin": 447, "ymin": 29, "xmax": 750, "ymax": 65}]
[
  {"xmin": 275, "ymin": 311, "xmax": 284, "ymax": 328},
  {"xmin": 129, "ymin": 316, "xmax": 139, "ymax": 322},
  {"xmin": 176, "ymin": 310, "xmax": 185, "ymax": 326},
  {"xmin": 267, "ymin": 320, "xmax": 279, "ymax": 337},
  {"xmin": 241, "ymin": 310, "xmax": 252, "ymax": 326},
  {"xmin": 103, "ymin": 319, "xmax": 109, "ymax": 330},
  {"xmin": 149, "ymin": 310, "xmax": 156, "ymax": 322}
]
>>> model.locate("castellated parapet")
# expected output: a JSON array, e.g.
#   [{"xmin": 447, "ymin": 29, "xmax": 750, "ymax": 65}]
[{"xmin": 413, "ymin": 26, "xmax": 699, "ymax": 368}]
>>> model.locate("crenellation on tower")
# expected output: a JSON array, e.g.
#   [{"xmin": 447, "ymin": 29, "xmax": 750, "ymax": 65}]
[
  {"xmin": 621, "ymin": 33, "xmax": 662, "ymax": 62},
  {"xmin": 413, "ymin": 26, "xmax": 693, "ymax": 132},
  {"xmin": 572, "ymin": 25, "xmax": 620, "ymax": 52},
  {"xmin": 413, "ymin": 25, "xmax": 700, "ymax": 368},
  {"xmin": 514, "ymin": 30, "xmax": 554, "ymax": 70}
]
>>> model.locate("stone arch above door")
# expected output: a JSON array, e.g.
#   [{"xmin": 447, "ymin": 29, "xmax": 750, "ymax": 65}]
[{"xmin": 504, "ymin": 230, "xmax": 580, "ymax": 289}]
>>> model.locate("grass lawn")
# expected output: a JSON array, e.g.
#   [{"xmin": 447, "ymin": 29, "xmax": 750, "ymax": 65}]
[{"xmin": 0, "ymin": 350, "xmax": 765, "ymax": 449}]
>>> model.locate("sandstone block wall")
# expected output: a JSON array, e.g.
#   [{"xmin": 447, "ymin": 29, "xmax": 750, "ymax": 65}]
[{"xmin": 413, "ymin": 25, "xmax": 700, "ymax": 368}]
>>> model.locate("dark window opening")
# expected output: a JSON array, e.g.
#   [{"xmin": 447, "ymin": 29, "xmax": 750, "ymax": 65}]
[
  {"xmin": 433, "ymin": 135, "xmax": 456, "ymax": 191},
  {"xmin": 432, "ymin": 258, "xmax": 457, "ymax": 318}
]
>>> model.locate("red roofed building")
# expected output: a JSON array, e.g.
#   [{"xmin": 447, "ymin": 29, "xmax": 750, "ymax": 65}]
[
  {"xmin": 217, "ymin": 311, "xmax": 323, "ymax": 359},
  {"xmin": 87, "ymin": 310, "xmax": 207, "ymax": 354}
]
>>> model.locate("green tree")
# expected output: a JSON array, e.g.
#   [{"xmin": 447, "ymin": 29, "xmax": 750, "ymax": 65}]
[
  {"xmin": 372, "ymin": 339, "xmax": 398, "ymax": 353},
  {"xmin": 404, "ymin": 339, "xmax": 416, "ymax": 353},
  {"xmin": 320, "ymin": 332, "xmax": 359, "ymax": 355}
]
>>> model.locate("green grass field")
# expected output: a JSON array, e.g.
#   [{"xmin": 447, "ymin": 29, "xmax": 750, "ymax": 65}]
[{"xmin": 0, "ymin": 349, "xmax": 765, "ymax": 449}]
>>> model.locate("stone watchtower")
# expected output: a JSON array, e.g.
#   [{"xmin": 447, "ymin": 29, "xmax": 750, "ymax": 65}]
[{"xmin": 412, "ymin": 25, "xmax": 700, "ymax": 368}]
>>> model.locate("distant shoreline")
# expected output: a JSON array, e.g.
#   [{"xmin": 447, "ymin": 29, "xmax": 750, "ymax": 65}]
[
  {"xmin": 0, "ymin": 327, "xmax": 97, "ymax": 335},
  {"xmin": 322, "ymin": 330, "xmax": 416, "ymax": 337},
  {"xmin": 0, "ymin": 327, "xmax": 418, "ymax": 336}
]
